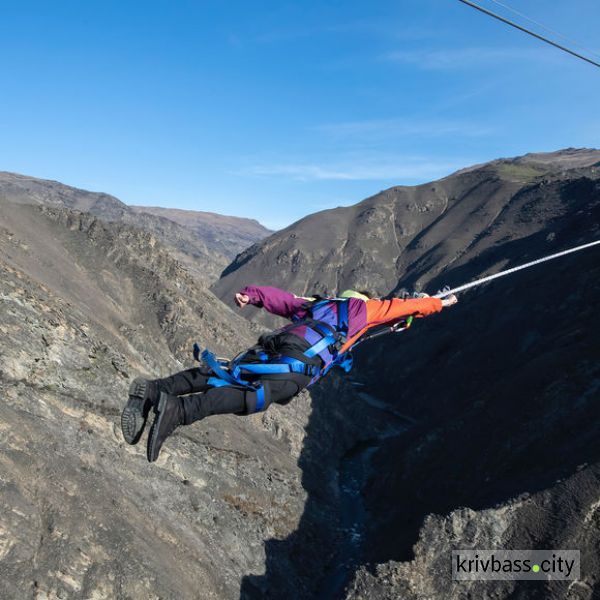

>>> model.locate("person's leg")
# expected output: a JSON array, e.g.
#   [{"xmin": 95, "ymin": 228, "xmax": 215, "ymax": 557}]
[
  {"xmin": 264, "ymin": 376, "xmax": 310, "ymax": 406},
  {"xmin": 181, "ymin": 386, "xmax": 248, "ymax": 424},
  {"xmin": 154, "ymin": 366, "xmax": 212, "ymax": 396},
  {"xmin": 181, "ymin": 374, "xmax": 310, "ymax": 425},
  {"xmin": 122, "ymin": 366, "xmax": 212, "ymax": 445},
  {"xmin": 146, "ymin": 374, "xmax": 311, "ymax": 462},
  {"xmin": 146, "ymin": 386, "xmax": 247, "ymax": 462}
]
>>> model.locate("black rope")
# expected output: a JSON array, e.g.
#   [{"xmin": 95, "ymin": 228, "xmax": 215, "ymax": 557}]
[
  {"xmin": 457, "ymin": 0, "xmax": 600, "ymax": 69},
  {"xmin": 487, "ymin": 0, "xmax": 600, "ymax": 60}
]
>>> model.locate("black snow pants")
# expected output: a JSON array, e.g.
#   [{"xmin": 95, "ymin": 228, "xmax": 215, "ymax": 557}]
[{"xmin": 155, "ymin": 332, "xmax": 319, "ymax": 425}]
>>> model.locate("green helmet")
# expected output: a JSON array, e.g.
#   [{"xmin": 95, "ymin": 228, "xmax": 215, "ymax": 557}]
[{"xmin": 339, "ymin": 289, "xmax": 370, "ymax": 301}]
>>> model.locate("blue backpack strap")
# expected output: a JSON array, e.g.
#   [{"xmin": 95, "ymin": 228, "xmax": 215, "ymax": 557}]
[
  {"xmin": 278, "ymin": 356, "xmax": 320, "ymax": 376},
  {"xmin": 239, "ymin": 383, "xmax": 269, "ymax": 413},
  {"xmin": 337, "ymin": 299, "xmax": 349, "ymax": 335},
  {"xmin": 303, "ymin": 299, "xmax": 349, "ymax": 360},
  {"xmin": 303, "ymin": 333, "xmax": 337, "ymax": 359},
  {"xmin": 253, "ymin": 386, "xmax": 266, "ymax": 411},
  {"xmin": 236, "ymin": 357, "xmax": 319, "ymax": 377},
  {"xmin": 206, "ymin": 376, "xmax": 234, "ymax": 388}
]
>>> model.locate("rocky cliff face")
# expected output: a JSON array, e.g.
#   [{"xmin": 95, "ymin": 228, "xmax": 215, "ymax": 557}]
[
  {"xmin": 346, "ymin": 227, "xmax": 600, "ymax": 599},
  {"xmin": 0, "ymin": 200, "xmax": 387, "ymax": 599},
  {"xmin": 0, "ymin": 172, "xmax": 271, "ymax": 284}
]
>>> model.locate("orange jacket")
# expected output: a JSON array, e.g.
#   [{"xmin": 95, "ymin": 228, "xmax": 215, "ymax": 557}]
[{"xmin": 339, "ymin": 296, "xmax": 443, "ymax": 352}]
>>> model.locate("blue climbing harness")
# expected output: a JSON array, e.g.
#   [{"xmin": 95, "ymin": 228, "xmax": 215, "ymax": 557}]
[{"xmin": 192, "ymin": 298, "xmax": 355, "ymax": 412}]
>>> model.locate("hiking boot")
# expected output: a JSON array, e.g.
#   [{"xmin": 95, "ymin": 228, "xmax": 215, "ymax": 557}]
[
  {"xmin": 147, "ymin": 392, "xmax": 185, "ymax": 463},
  {"xmin": 121, "ymin": 377, "xmax": 158, "ymax": 445}
]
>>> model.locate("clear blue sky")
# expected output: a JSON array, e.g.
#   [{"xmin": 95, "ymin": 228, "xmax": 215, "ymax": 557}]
[{"xmin": 1, "ymin": 1, "xmax": 599, "ymax": 229}]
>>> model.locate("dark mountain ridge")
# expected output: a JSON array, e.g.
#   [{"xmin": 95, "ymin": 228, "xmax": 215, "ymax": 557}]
[
  {"xmin": 213, "ymin": 148, "xmax": 600, "ymax": 315},
  {"xmin": 213, "ymin": 148, "xmax": 600, "ymax": 599}
]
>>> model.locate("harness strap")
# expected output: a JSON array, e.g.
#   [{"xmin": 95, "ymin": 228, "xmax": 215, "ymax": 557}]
[
  {"xmin": 194, "ymin": 297, "xmax": 355, "ymax": 398},
  {"xmin": 204, "ymin": 375, "xmax": 267, "ymax": 411},
  {"xmin": 337, "ymin": 299, "xmax": 349, "ymax": 333},
  {"xmin": 236, "ymin": 360, "xmax": 318, "ymax": 376},
  {"xmin": 255, "ymin": 387, "xmax": 266, "ymax": 411},
  {"xmin": 199, "ymin": 348, "xmax": 313, "ymax": 413},
  {"xmin": 202, "ymin": 349, "xmax": 245, "ymax": 387},
  {"xmin": 302, "ymin": 298, "xmax": 349, "ymax": 365},
  {"xmin": 303, "ymin": 331, "xmax": 338, "ymax": 358}
]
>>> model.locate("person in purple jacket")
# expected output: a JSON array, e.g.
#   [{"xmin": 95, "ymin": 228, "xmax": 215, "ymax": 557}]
[{"xmin": 121, "ymin": 285, "xmax": 457, "ymax": 462}]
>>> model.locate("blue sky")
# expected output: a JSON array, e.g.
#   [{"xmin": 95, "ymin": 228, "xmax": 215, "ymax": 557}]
[{"xmin": 1, "ymin": 1, "xmax": 599, "ymax": 229}]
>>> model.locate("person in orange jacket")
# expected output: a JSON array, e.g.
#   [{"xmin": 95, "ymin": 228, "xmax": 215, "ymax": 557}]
[{"xmin": 122, "ymin": 286, "xmax": 457, "ymax": 461}]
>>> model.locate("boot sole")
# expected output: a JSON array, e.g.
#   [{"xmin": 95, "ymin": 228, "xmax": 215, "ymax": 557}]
[
  {"xmin": 121, "ymin": 378, "xmax": 150, "ymax": 445},
  {"xmin": 147, "ymin": 393, "xmax": 168, "ymax": 463}
]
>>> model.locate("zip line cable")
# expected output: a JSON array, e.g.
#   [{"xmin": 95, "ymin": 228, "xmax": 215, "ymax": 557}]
[
  {"xmin": 357, "ymin": 238, "xmax": 600, "ymax": 346},
  {"xmin": 456, "ymin": 0, "xmax": 600, "ymax": 69},
  {"xmin": 211, "ymin": 239, "xmax": 599, "ymax": 353},
  {"xmin": 486, "ymin": 0, "xmax": 600, "ymax": 60},
  {"xmin": 433, "ymin": 239, "xmax": 600, "ymax": 298}
]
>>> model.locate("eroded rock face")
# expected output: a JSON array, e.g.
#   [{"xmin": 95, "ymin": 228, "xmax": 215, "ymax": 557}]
[
  {"xmin": 0, "ymin": 200, "xmax": 384, "ymax": 599},
  {"xmin": 0, "ymin": 202, "xmax": 301, "ymax": 599},
  {"xmin": 348, "ymin": 466, "xmax": 600, "ymax": 600},
  {"xmin": 345, "ymin": 233, "xmax": 600, "ymax": 598}
]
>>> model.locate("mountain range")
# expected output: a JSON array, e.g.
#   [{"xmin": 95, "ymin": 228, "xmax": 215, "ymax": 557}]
[
  {"xmin": 0, "ymin": 171, "xmax": 272, "ymax": 283},
  {"xmin": 1, "ymin": 148, "xmax": 599, "ymax": 599}
]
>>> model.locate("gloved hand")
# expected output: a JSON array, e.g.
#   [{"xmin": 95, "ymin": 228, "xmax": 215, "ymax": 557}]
[{"xmin": 441, "ymin": 294, "xmax": 458, "ymax": 307}]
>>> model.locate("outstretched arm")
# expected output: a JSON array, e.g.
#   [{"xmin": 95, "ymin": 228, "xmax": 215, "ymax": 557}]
[
  {"xmin": 235, "ymin": 285, "xmax": 307, "ymax": 320},
  {"xmin": 365, "ymin": 294, "xmax": 455, "ymax": 326},
  {"xmin": 339, "ymin": 294, "xmax": 457, "ymax": 353}
]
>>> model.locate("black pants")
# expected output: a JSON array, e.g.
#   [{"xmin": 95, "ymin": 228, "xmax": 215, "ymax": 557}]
[
  {"xmin": 155, "ymin": 366, "xmax": 310, "ymax": 424},
  {"xmin": 155, "ymin": 333, "xmax": 318, "ymax": 425}
]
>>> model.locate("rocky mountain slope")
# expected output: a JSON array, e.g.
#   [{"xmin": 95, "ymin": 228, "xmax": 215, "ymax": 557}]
[
  {"xmin": 214, "ymin": 148, "xmax": 600, "ymax": 599},
  {"xmin": 0, "ymin": 201, "xmax": 259, "ymax": 598},
  {"xmin": 130, "ymin": 205, "xmax": 272, "ymax": 261},
  {"xmin": 0, "ymin": 200, "xmax": 390, "ymax": 599},
  {"xmin": 0, "ymin": 172, "xmax": 271, "ymax": 283},
  {"xmin": 213, "ymin": 148, "xmax": 600, "ymax": 316}
]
